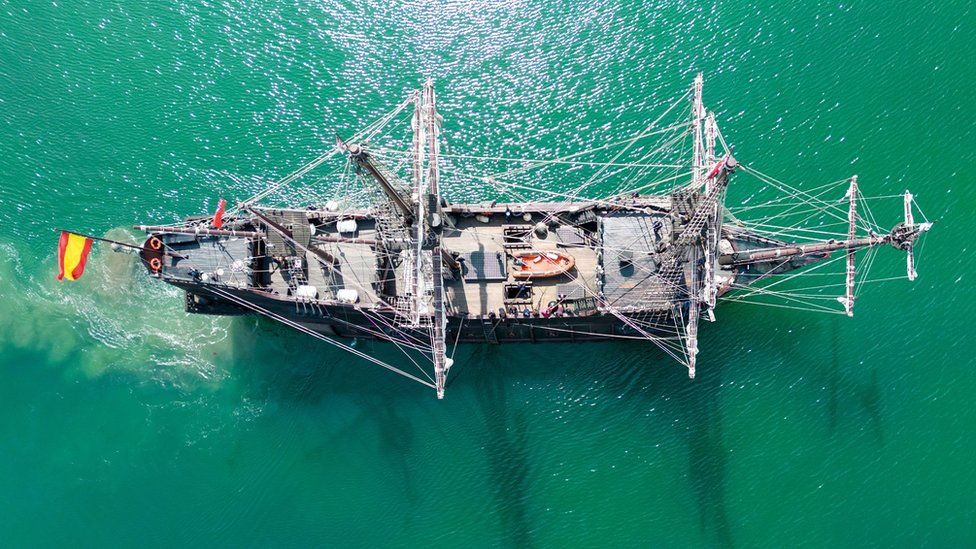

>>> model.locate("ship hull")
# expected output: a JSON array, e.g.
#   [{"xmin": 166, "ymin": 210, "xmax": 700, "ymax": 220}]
[{"xmin": 178, "ymin": 281, "xmax": 659, "ymax": 344}]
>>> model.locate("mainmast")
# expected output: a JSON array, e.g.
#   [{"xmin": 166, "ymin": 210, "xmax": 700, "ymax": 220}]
[
  {"xmin": 412, "ymin": 91, "xmax": 425, "ymax": 209},
  {"xmin": 685, "ymin": 73, "xmax": 706, "ymax": 377},
  {"xmin": 335, "ymin": 84, "xmax": 450, "ymax": 398},
  {"xmin": 409, "ymin": 89, "xmax": 427, "ymax": 321},
  {"xmin": 421, "ymin": 79, "xmax": 449, "ymax": 399}
]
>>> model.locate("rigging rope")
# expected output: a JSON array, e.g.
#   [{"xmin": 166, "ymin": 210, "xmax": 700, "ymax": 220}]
[{"xmin": 206, "ymin": 285, "xmax": 436, "ymax": 389}]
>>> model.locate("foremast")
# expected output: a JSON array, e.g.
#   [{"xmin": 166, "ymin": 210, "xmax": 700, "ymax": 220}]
[
  {"xmin": 841, "ymin": 175, "xmax": 859, "ymax": 316},
  {"xmin": 663, "ymin": 74, "xmax": 733, "ymax": 379},
  {"xmin": 702, "ymin": 110, "xmax": 721, "ymax": 314}
]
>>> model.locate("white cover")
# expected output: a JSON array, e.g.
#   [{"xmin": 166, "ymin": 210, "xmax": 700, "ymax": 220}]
[
  {"xmin": 295, "ymin": 285, "xmax": 318, "ymax": 299},
  {"xmin": 337, "ymin": 219, "xmax": 358, "ymax": 234},
  {"xmin": 336, "ymin": 289, "xmax": 360, "ymax": 304}
]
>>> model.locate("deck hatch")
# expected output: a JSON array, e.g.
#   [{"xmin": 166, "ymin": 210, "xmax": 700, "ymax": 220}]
[{"xmin": 460, "ymin": 250, "xmax": 507, "ymax": 281}]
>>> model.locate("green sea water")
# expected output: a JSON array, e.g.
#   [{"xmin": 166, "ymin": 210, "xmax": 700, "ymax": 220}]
[{"xmin": 1, "ymin": 0, "xmax": 974, "ymax": 546}]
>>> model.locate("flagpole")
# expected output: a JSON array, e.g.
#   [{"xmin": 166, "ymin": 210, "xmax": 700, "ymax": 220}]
[{"xmin": 54, "ymin": 229, "xmax": 188, "ymax": 259}]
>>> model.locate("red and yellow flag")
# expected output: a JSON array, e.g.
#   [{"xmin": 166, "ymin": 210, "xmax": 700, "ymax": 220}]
[{"xmin": 57, "ymin": 231, "xmax": 93, "ymax": 281}]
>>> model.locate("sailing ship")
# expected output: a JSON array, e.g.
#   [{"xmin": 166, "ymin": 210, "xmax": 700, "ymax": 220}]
[{"xmin": 94, "ymin": 75, "xmax": 930, "ymax": 398}]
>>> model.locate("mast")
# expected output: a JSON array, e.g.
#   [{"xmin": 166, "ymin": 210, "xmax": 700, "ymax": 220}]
[
  {"xmin": 336, "ymin": 136, "xmax": 415, "ymax": 226},
  {"xmin": 704, "ymin": 113, "xmax": 717, "ymax": 178},
  {"xmin": 686, "ymin": 258, "xmax": 700, "ymax": 378},
  {"xmin": 412, "ymin": 92, "xmax": 425, "ymax": 209},
  {"xmin": 409, "ymin": 90, "xmax": 427, "ymax": 320},
  {"xmin": 904, "ymin": 191, "xmax": 918, "ymax": 281},
  {"xmin": 424, "ymin": 79, "xmax": 442, "ymax": 219},
  {"xmin": 431, "ymin": 243, "xmax": 447, "ymax": 399},
  {"xmin": 702, "ymin": 108, "xmax": 720, "ymax": 318},
  {"xmin": 422, "ymin": 79, "xmax": 448, "ymax": 399},
  {"xmin": 691, "ymin": 73, "xmax": 705, "ymax": 189},
  {"xmin": 840, "ymin": 176, "xmax": 858, "ymax": 316},
  {"xmin": 685, "ymin": 74, "xmax": 705, "ymax": 377},
  {"xmin": 675, "ymin": 157, "xmax": 733, "ymax": 379},
  {"xmin": 660, "ymin": 154, "xmax": 736, "ymax": 377},
  {"xmin": 675, "ymin": 152, "xmax": 734, "ymax": 256}
]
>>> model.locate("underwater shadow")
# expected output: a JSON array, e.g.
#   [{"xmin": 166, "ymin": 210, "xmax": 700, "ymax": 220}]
[
  {"xmin": 809, "ymin": 319, "xmax": 885, "ymax": 445},
  {"xmin": 450, "ymin": 339, "xmax": 737, "ymax": 547},
  {"xmin": 830, "ymin": 320, "xmax": 885, "ymax": 444},
  {"xmin": 598, "ymin": 341, "xmax": 735, "ymax": 547},
  {"xmin": 227, "ymin": 317, "xmax": 424, "ymax": 521},
  {"xmin": 227, "ymin": 318, "xmax": 734, "ymax": 545},
  {"xmin": 467, "ymin": 344, "xmax": 536, "ymax": 548},
  {"xmin": 227, "ymin": 316, "xmax": 434, "ymax": 403}
]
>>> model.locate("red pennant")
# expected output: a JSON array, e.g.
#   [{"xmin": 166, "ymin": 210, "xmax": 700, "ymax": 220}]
[
  {"xmin": 706, "ymin": 154, "xmax": 730, "ymax": 180},
  {"xmin": 212, "ymin": 198, "xmax": 226, "ymax": 229}
]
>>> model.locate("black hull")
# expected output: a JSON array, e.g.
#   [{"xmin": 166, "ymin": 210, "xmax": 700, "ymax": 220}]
[{"xmin": 177, "ymin": 282, "xmax": 665, "ymax": 344}]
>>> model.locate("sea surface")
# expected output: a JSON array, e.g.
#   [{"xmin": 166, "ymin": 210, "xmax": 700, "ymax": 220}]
[{"xmin": 1, "ymin": 1, "xmax": 974, "ymax": 546}]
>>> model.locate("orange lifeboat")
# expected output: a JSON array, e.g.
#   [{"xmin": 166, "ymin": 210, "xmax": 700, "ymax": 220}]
[{"xmin": 511, "ymin": 250, "xmax": 575, "ymax": 279}]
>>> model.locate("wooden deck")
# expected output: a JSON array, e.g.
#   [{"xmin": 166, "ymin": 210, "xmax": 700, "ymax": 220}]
[
  {"xmin": 441, "ymin": 217, "xmax": 599, "ymax": 316},
  {"xmin": 267, "ymin": 220, "xmax": 386, "ymax": 306},
  {"xmin": 260, "ymin": 213, "xmax": 602, "ymax": 317},
  {"xmin": 211, "ymin": 201, "xmax": 684, "ymax": 317}
]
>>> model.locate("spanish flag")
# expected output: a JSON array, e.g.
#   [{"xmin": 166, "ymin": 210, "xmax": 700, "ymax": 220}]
[{"xmin": 57, "ymin": 231, "xmax": 93, "ymax": 281}]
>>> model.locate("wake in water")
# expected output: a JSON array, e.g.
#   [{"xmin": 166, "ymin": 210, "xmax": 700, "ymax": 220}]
[{"xmin": 0, "ymin": 229, "xmax": 235, "ymax": 387}]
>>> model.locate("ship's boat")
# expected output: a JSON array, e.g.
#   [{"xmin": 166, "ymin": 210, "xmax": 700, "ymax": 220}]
[
  {"xmin": 59, "ymin": 75, "xmax": 932, "ymax": 399},
  {"xmin": 512, "ymin": 251, "xmax": 575, "ymax": 279}
]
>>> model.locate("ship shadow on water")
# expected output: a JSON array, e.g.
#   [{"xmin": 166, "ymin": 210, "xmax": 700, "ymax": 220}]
[
  {"xmin": 227, "ymin": 317, "xmax": 735, "ymax": 546},
  {"xmin": 464, "ymin": 344, "xmax": 537, "ymax": 548},
  {"xmin": 772, "ymin": 316, "xmax": 886, "ymax": 446},
  {"xmin": 822, "ymin": 319, "xmax": 886, "ymax": 445},
  {"xmin": 227, "ymin": 319, "xmax": 538, "ymax": 542},
  {"xmin": 224, "ymin": 317, "xmax": 423, "ymax": 512},
  {"xmin": 451, "ymin": 338, "xmax": 736, "ymax": 547},
  {"xmin": 597, "ymin": 340, "xmax": 735, "ymax": 548}
]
